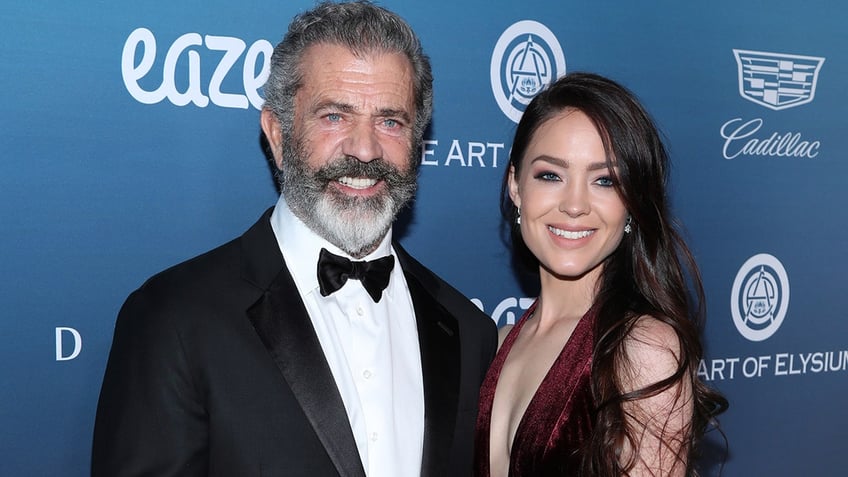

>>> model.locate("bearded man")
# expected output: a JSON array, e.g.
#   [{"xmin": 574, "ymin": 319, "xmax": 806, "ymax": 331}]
[{"xmin": 91, "ymin": 2, "xmax": 496, "ymax": 476}]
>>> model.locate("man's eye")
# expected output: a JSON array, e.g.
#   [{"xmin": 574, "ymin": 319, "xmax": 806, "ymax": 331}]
[
  {"xmin": 326, "ymin": 113, "xmax": 341, "ymax": 122},
  {"xmin": 383, "ymin": 118, "xmax": 399, "ymax": 128}
]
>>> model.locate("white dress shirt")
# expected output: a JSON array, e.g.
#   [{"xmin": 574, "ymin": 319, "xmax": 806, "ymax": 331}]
[{"xmin": 270, "ymin": 196, "xmax": 425, "ymax": 477}]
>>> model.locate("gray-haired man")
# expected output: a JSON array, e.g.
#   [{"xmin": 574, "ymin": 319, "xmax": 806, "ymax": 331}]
[{"xmin": 92, "ymin": 2, "xmax": 496, "ymax": 476}]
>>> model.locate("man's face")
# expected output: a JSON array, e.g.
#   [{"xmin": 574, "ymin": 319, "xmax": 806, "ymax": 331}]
[{"xmin": 263, "ymin": 43, "xmax": 419, "ymax": 258}]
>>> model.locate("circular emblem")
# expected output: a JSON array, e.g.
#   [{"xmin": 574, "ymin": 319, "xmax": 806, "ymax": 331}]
[
  {"xmin": 730, "ymin": 253, "xmax": 790, "ymax": 341},
  {"xmin": 490, "ymin": 20, "xmax": 566, "ymax": 123}
]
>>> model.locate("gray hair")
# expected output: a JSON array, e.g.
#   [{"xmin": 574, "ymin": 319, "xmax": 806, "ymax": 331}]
[{"xmin": 263, "ymin": 0, "xmax": 433, "ymax": 147}]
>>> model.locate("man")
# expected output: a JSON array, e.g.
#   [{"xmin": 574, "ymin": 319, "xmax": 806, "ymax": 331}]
[{"xmin": 91, "ymin": 1, "xmax": 496, "ymax": 476}]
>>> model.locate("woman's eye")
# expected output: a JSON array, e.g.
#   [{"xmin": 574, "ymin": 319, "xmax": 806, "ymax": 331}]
[
  {"xmin": 595, "ymin": 176, "xmax": 614, "ymax": 187},
  {"xmin": 536, "ymin": 171, "xmax": 560, "ymax": 181}
]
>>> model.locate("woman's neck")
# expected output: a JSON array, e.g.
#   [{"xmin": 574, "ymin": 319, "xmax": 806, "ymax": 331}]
[{"xmin": 535, "ymin": 265, "xmax": 601, "ymax": 325}]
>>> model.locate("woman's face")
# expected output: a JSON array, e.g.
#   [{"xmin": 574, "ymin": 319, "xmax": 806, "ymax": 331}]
[{"xmin": 509, "ymin": 109, "xmax": 628, "ymax": 281}]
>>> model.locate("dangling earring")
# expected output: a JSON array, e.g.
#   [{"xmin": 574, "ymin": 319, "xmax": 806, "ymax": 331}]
[
  {"xmin": 516, "ymin": 207, "xmax": 521, "ymax": 225},
  {"xmin": 624, "ymin": 215, "xmax": 632, "ymax": 234}
]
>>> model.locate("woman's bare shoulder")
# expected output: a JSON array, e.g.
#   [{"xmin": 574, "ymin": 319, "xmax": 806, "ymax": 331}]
[
  {"xmin": 621, "ymin": 315, "xmax": 683, "ymax": 388},
  {"xmin": 497, "ymin": 324, "xmax": 515, "ymax": 350}
]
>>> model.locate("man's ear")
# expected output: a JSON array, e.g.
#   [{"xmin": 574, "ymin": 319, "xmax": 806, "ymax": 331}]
[
  {"xmin": 260, "ymin": 108, "xmax": 284, "ymax": 170},
  {"xmin": 507, "ymin": 165, "xmax": 521, "ymax": 210}
]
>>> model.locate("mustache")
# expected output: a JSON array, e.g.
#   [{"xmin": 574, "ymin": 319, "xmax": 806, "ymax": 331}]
[{"xmin": 312, "ymin": 156, "xmax": 416, "ymax": 188}]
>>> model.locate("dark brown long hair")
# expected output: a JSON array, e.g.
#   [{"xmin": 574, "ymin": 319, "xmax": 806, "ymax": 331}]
[{"xmin": 502, "ymin": 72, "xmax": 727, "ymax": 476}]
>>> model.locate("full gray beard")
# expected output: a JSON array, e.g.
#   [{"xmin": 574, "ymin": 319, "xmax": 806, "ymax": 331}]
[{"xmin": 278, "ymin": 134, "xmax": 418, "ymax": 258}]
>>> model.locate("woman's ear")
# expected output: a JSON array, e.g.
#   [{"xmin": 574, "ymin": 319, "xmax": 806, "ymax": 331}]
[
  {"xmin": 507, "ymin": 164, "xmax": 521, "ymax": 210},
  {"xmin": 260, "ymin": 108, "xmax": 284, "ymax": 170}
]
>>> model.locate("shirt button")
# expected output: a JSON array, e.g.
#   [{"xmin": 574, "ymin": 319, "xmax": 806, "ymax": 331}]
[
  {"xmin": 356, "ymin": 305, "xmax": 365, "ymax": 316},
  {"xmin": 362, "ymin": 369, "xmax": 372, "ymax": 379},
  {"xmin": 370, "ymin": 432, "xmax": 378, "ymax": 442}
]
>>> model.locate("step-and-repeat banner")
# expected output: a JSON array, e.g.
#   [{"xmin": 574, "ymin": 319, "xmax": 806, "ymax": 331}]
[{"xmin": 2, "ymin": 1, "xmax": 845, "ymax": 475}]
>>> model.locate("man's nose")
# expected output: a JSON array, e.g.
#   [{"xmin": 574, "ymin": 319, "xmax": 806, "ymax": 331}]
[{"xmin": 342, "ymin": 120, "xmax": 382, "ymax": 163}]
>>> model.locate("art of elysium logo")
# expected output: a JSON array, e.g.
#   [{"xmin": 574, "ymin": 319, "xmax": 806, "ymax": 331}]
[
  {"xmin": 733, "ymin": 49, "xmax": 825, "ymax": 111},
  {"xmin": 490, "ymin": 20, "xmax": 566, "ymax": 123},
  {"xmin": 730, "ymin": 254, "xmax": 790, "ymax": 342}
]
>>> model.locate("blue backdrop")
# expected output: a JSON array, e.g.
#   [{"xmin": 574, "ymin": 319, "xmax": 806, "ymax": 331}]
[{"xmin": 2, "ymin": 1, "xmax": 845, "ymax": 475}]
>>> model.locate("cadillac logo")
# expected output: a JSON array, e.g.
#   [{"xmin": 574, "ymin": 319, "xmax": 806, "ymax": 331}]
[{"xmin": 733, "ymin": 49, "xmax": 825, "ymax": 111}]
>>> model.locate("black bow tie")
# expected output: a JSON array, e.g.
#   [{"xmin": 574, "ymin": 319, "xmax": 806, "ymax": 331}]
[{"xmin": 317, "ymin": 248, "xmax": 395, "ymax": 303}]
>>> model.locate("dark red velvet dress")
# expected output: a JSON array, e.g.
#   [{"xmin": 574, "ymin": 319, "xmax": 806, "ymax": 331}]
[{"xmin": 474, "ymin": 302, "xmax": 597, "ymax": 476}]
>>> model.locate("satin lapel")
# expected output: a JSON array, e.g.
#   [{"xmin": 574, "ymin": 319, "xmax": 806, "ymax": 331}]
[
  {"xmin": 243, "ymin": 216, "xmax": 364, "ymax": 477},
  {"xmin": 406, "ymin": 271, "xmax": 461, "ymax": 477}
]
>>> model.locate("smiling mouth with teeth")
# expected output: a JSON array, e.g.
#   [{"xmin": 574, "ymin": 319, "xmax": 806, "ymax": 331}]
[
  {"xmin": 337, "ymin": 176, "xmax": 379, "ymax": 190},
  {"xmin": 548, "ymin": 226, "xmax": 594, "ymax": 240}
]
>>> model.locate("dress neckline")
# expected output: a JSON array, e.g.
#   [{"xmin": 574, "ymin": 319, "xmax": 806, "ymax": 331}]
[{"xmin": 488, "ymin": 300, "xmax": 598, "ymax": 473}]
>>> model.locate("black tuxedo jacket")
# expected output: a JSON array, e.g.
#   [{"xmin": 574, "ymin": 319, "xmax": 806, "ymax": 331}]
[{"xmin": 92, "ymin": 208, "xmax": 497, "ymax": 476}]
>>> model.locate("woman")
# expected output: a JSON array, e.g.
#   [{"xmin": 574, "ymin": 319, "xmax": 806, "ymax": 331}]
[{"xmin": 474, "ymin": 73, "xmax": 726, "ymax": 476}]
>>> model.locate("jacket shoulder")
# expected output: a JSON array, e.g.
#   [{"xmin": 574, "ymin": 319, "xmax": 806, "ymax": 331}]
[{"xmin": 394, "ymin": 242, "xmax": 496, "ymax": 338}]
